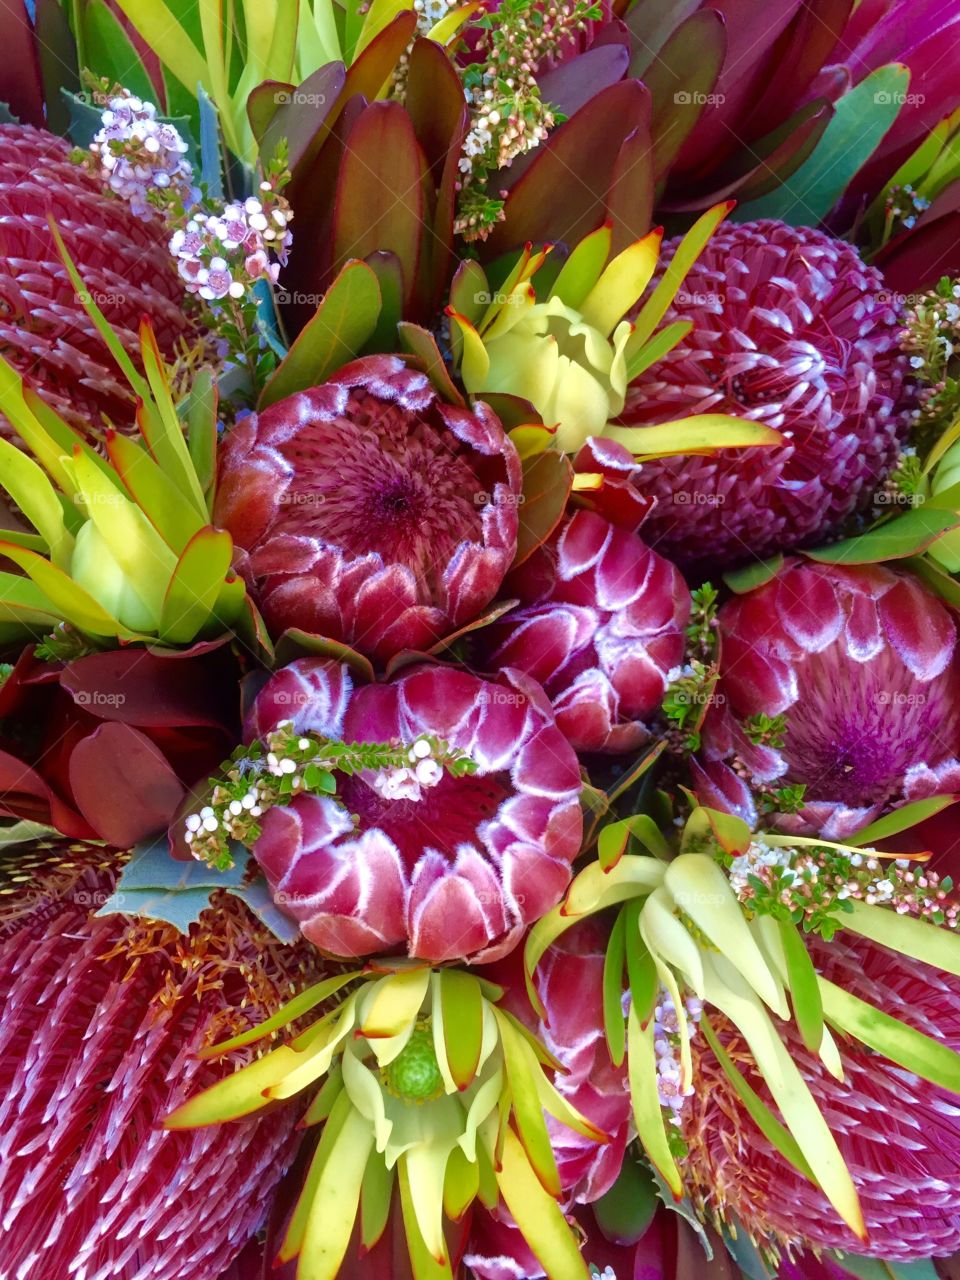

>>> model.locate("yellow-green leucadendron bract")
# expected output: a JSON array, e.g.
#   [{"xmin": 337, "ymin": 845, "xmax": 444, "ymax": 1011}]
[
  {"xmin": 0, "ymin": 221, "xmax": 245, "ymax": 648},
  {"xmin": 525, "ymin": 804, "xmax": 960, "ymax": 1243},
  {"xmin": 447, "ymin": 203, "xmax": 785, "ymax": 457},
  {"xmin": 166, "ymin": 964, "xmax": 603, "ymax": 1280},
  {"xmin": 110, "ymin": 0, "xmax": 476, "ymax": 166}
]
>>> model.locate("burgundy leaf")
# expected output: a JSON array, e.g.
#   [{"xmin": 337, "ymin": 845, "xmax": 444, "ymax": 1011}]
[{"xmin": 69, "ymin": 723, "xmax": 186, "ymax": 847}]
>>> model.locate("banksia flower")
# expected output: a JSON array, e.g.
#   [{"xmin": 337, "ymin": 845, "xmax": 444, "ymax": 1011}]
[
  {"xmin": 214, "ymin": 356, "xmax": 522, "ymax": 663},
  {"xmin": 0, "ymin": 123, "xmax": 196, "ymax": 441},
  {"xmin": 683, "ymin": 934, "xmax": 960, "ymax": 1259},
  {"xmin": 694, "ymin": 560, "xmax": 960, "ymax": 838},
  {"xmin": 0, "ymin": 841, "xmax": 316, "ymax": 1280},
  {"xmin": 621, "ymin": 221, "xmax": 908, "ymax": 568},
  {"xmin": 244, "ymin": 658, "xmax": 583, "ymax": 963},
  {"xmin": 480, "ymin": 511, "xmax": 690, "ymax": 752}
]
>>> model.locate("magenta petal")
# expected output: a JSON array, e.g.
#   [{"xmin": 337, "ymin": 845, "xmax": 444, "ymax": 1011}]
[
  {"xmin": 879, "ymin": 575, "xmax": 956, "ymax": 680},
  {"xmin": 69, "ymin": 723, "xmax": 185, "ymax": 846}
]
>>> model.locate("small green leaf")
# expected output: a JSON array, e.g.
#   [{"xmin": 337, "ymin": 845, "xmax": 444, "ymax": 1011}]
[
  {"xmin": 259, "ymin": 260, "xmax": 382, "ymax": 408},
  {"xmin": 624, "ymin": 902, "xmax": 659, "ymax": 1027},
  {"xmin": 847, "ymin": 794, "xmax": 959, "ymax": 845},
  {"xmin": 734, "ymin": 64, "xmax": 909, "ymax": 224},
  {"xmin": 723, "ymin": 555, "xmax": 785, "ymax": 594},
  {"xmin": 360, "ymin": 1150, "xmax": 395, "ymax": 1251},
  {"xmin": 804, "ymin": 507, "xmax": 960, "ymax": 564},
  {"xmin": 820, "ymin": 976, "xmax": 960, "ymax": 1092},
  {"xmin": 602, "ymin": 909, "xmax": 627, "ymax": 1065},
  {"xmin": 778, "ymin": 919, "xmax": 824, "ymax": 1054},
  {"xmin": 439, "ymin": 968, "xmax": 485, "ymax": 1089},
  {"xmin": 627, "ymin": 1003, "xmax": 682, "ymax": 1197},
  {"xmin": 159, "ymin": 526, "xmax": 234, "ymax": 644}
]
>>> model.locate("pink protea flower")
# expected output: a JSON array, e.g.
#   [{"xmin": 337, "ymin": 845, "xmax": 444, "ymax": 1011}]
[
  {"xmin": 479, "ymin": 511, "xmax": 690, "ymax": 753},
  {"xmin": 0, "ymin": 841, "xmax": 316, "ymax": 1280},
  {"xmin": 466, "ymin": 918, "xmax": 632, "ymax": 1280},
  {"xmin": 246, "ymin": 657, "xmax": 583, "ymax": 963},
  {"xmin": 0, "ymin": 122, "xmax": 197, "ymax": 442},
  {"xmin": 619, "ymin": 220, "xmax": 908, "ymax": 568},
  {"xmin": 683, "ymin": 933, "xmax": 960, "ymax": 1259},
  {"xmin": 693, "ymin": 560, "xmax": 960, "ymax": 838},
  {"xmin": 213, "ymin": 356, "xmax": 522, "ymax": 663}
]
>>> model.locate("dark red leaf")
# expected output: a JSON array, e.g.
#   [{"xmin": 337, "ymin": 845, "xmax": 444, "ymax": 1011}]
[
  {"xmin": 643, "ymin": 11, "xmax": 726, "ymax": 179},
  {"xmin": 0, "ymin": 0, "xmax": 44, "ymax": 127},
  {"xmin": 538, "ymin": 44, "xmax": 630, "ymax": 117},
  {"xmin": 69, "ymin": 723, "xmax": 186, "ymax": 847},
  {"xmin": 514, "ymin": 450, "xmax": 574, "ymax": 566}
]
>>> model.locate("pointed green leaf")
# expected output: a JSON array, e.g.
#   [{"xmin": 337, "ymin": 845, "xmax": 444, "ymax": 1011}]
[
  {"xmin": 778, "ymin": 919, "xmax": 824, "ymax": 1054},
  {"xmin": 624, "ymin": 899, "xmax": 660, "ymax": 1024},
  {"xmin": 580, "ymin": 230, "xmax": 661, "ymax": 336},
  {"xmin": 624, "ymin": 319, "xmax": 692, "ymax": 382},
  {"xmin": 105, "ymin": 431, "xmax": 206, "ymax": 553},
  {"xmin": 442, "ymin": 1145, "xmax": 479, "ymax": 1221},
  {"xmin": 839, "ymin": 900, "xmax": 960, "ymax": 981},
  {"xmin": 0, "ymin": 436, "xmax": 71, "ymax": 566},
  {"xmin": 439, "ymin": 969, "xmax": 484, "ymax": 1089},
  {"xmin": 699, "ymin": 1012, "xmax": 817, "ymax": 1184},
  {"xmin": 494, "ymin": 1009, "xmax": 561, "ymax": 1197},
  {"xmin": 159, "ymin": 526, "xmax": 233, "ymax": 644},
  {"xmin": 299, "ymin": 1104, "xmax": 373, "ymax": 1280},
  {"xmin": 0, "ymin": 540, "xmax": 127, "ymax": 637},
  {"xmin": 199, "ymin": 972, "xmax": 363, "ymax": 1058},
  {"xmin": 821, "ymin": 976, "xmax": 960, "ymax": 1092},
  {"xmin": 603, "ymin": 909, "xmax": 627, "ymax": 1065},
  {"xmin": 360, "ymin": 1149, "xmax": 396, "ymax": 1252},
  {"xmin": 362, "ymin": 966, "xmax": 431, "ymax": 1038},
  {"xmin": 630, "ymin": 202, "xmax": 732, "ymax": 349},
  {"xmin": 398, "ymin": 1158, "xmax": 455, "ymax": 1280},
  {"xmin": 495, "ymin": 1127, "xmax": 590, "ymax": 1280},
  {"xmin": 138, "ymin": 323, "xmax": 208, "ymax": 515},
  {"xmin": 847, "ymin": 795, "xmax": 959, "ymax": 846},
  {"xmin": 551, "ymin": 223, "xmax": 613, "ymax": 310},
  {"xmin": 259, "ymin": 261, "xmax": 383, "ymax": 409},
  {"xmin": 627, "ymin": 1003, "xmax": 683, "ymax": 1197},
  {"xmin": 279, "ymin": 1089, "xmax": 356, "ymax": 1261},
  {"xmin": 604, "ymin": 415, "xmax": 783, "ymax": 459},
  {"xmin": 804, "ymin": 506, "xmax": 960, "ymax": 564}
]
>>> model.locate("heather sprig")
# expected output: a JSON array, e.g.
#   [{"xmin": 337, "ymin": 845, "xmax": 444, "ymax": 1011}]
[
  {"xmin": 662, "ymin": 660, "xmax": 719, "ymax": 753},
  {"xmin": 685, "ymin": 583, "xmax": 720, "ymax": 661},
  {"xmin": 901, "ymin": 275, "xmax": 960, "ymax": 441},
  {"xmin": 185, "ymin": 721, "xmax": 478, "ymax": 870}
]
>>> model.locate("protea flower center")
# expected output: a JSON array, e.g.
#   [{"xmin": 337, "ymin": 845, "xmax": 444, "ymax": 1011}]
[
  {"xmin": 215, "ymin": 356, "xmax": 522, "ymax": 662},
  {"xmin": 0, "ymin": 122, "xmax": 198, "ymax": 442},
  {"xmin": 381, "ymin": 1022, "xmax": 445, "ymax": 1101},
  {"xmin": 619, "ymin": 220, "xmax": 908, "ymax": 568}
]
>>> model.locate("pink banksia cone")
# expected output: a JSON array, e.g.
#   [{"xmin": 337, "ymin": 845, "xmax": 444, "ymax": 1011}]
[
  {"xmin": 246, "ymin": 657, "xmax": 583, "ymax": 963},
  {"xmin": 620, "ymin": 220, "xmax": 908, "ymax": 568},
  {"xmin": 480, "ymin": 510, "xmax": 690, "ymax": 752},
  {"xmin": 214, "ymin": 356, "xmax": 522, "ymax": 663},
  {"xmin": 684, "ymin": 934, "xmax": 960, "ymax": 1259},
  {"xmin": 694, "ymin": 560, "xmax": 960, "ymax": 838},
  {"xmin": 0, "ymin": 123, "xmax": 197, "ymax": 441},
  {"xmin": 0, "ymin": 841, "xmax": 316, "ymax": 1280}
]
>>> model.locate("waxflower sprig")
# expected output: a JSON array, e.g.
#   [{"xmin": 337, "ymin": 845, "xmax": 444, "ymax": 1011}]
[
  {"xmin": 185, "ymin": 721, "xmax": 478, "ymax": 870},
  {"xmin": 726, "ymin": 835, "xmax": 959, "ymax": 938}
]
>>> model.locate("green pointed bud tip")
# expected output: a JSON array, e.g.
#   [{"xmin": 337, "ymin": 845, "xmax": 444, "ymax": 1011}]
[{"xmin": 380, "ymin": 1022, "xmax": 445, "ymax": 1103}]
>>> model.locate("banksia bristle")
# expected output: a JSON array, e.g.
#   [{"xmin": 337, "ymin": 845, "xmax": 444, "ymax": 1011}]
[
  {"xmin": 0, "ymin": 841, "xmax": 318, "ymax": 1280},
  {"xmin": 620, "ymin": 220, "xmax": 909, "ymax": 568},
  {"xmin": 682, "ymin": 935, "xmax": 960, "ymax": 1260},
  {"xmin": 0, "ymin": 123, "xmax": 197, "ymax": 442}
]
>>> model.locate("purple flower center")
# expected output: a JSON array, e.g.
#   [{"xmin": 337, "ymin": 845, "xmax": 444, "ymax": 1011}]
[
  {"xmin": 272, "ymin": 392, "xmax": 485, "ymax": 593},
  {"xmin": 339, "ymin": 768, "xmax": 507, "ymax": 867},
  {"xmin": 782, "ymin": 647, "xmax": 959, "ymax": 807}
]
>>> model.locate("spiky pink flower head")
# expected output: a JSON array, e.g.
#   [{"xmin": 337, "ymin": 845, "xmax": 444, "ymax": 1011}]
[
  {"xmin": 683, "ymin": 933, "xmax": 960, "ymax": 1258},
  {"xmin": 619, "ymin": 220, "xmax": 908, "ymax": 568},
  {"xmin": 479, "ymin": 511, "xmax": 690, "ymax": 753},
  {"xmin": 693, "ymin": 560, "xmax": 960, "ymax": 839},
  {"xmin": 0, "ymin": 841, "xmax": 316, "ymax": 1280},
  {"xmin": 213, "ymin": 356, "xmax": 522, "ymax": 663},
  {"xmin": 0, "ymin": 123, "xmax": 197, "ymax": 442},
  {"xmin": 247, "ymin": 658, "xmax": 583, "ymax": 963}
]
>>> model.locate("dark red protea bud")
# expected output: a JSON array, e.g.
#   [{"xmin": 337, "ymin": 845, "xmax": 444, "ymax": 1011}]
[
  {"xmin": 683, "ymin": 934, "xmax": 960, "ymax": 1259},
  {"xmin": 213, "ymin": 356, "xmax": 522, "ymax": 664},
  {"xmin": 480, "ymin": 510, "xmax": 690, "ymax": 753},
  {"xmin": 0, "ymin": 841, "xmax": 317, "ymax": 1280},
  {"xmin": 694, "ymin": 560, "xmax": 960, "ymax": 839},
  {"xmin": 246, "ymin": 658, "xmax": 583, "ymax": 963},
  {"xmin": 619, "ymin": 221, "xmax": 909, "ymax": 569},
  {"xmin": 0, "ymin": 123, "xmax": 198, "ymax": 442}
]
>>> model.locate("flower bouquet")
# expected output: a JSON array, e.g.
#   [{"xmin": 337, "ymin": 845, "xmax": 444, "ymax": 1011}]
[{"xmin": 4, "ymin": 1, "xmax": 960, "ymax": 1278}]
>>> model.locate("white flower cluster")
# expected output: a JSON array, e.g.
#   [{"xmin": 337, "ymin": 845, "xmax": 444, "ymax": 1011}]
[
  {"xmin": 412, "ymin": 0, "xmax": 456, "ymax": 28},
  {"xmin": 169, "ymin": 186, "xmax": 293, "ymax": 303},
  {"xmin": 371, "ymin": 738, "xmax": 444, "ymax": 803},
  {"xmin": 727, "ymin": 838, "xmax": 798, "ymax": 897},
  {"xmin": 90, "ymin": 95, "xmax": 193, "ymax": 219},
  {"xmin": 654, "ymin": 991, "xmax": 703, "ymax": 1121}
]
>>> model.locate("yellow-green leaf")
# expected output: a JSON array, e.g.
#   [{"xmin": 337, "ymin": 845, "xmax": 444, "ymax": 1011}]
[
  {"xmin": 299, "ymin": 1104, "xmax": 373, "ymax": 1280},
  {"xmin": 439, "ymin": 969, "xmax": 484, "ymax": 1089},
  {"xmin": 627, "ymin": 1003, "xmax": 682, "ymax": 1197},
  {"xmin": 362, "ymin": 966, "xmax": 431, "ymax": 1038},
  {"xmin": 778, "ymin": 918, "xmax": 824, "ymax": 1054},
  {"xmin": 604, "ymin": 415, "xmax": 782, "ymax": 459},
  {"xmin": 495, "ymin": 1127, "xmax": 590, "ymax": 1280}
]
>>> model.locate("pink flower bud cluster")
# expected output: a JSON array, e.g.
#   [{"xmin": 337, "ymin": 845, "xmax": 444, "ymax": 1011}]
[
  {"xmin": 89, "ymin": 95, "xmax": 193, "ymax": 219},
  {"xmin": 169, "ymin": 184, "xmax": 293, "ymax": 303}
]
